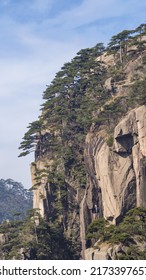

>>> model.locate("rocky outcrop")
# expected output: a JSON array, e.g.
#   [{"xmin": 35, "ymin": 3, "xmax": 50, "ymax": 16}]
[
  {"xmin": 84, "ymin": 105, "xmax": 146, "ymax": 224},
  {"xmin": 85, "ymin": 243, "xmax": 124, "ymax": 260},
  {"xmin": 31, "ymin": 157, "xmax": 82, "ymax": 242},
  {"xmin": 31, "ymin": 160, "xmax": 48, "ymax": 219},
  {"xmin": 32, "ymin": 105, "xmax": 146, "ymax": 259},
  {"xmin": 114, "ymin": 106, "xmax": 146, "ymax": 208},
  {"xmin": 84, "ymin": 105, "xmax": 146, "ymax": 259}
]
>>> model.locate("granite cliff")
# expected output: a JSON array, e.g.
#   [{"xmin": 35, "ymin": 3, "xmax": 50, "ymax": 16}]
[
  {"xmin": 31, "ymin": 105, "xmax": 146, "ymax": 259},
  {"xmin": 85, "ymin": 105, "xmax": 146, "ymax": 224},
  {"xmin": 19, "ymin": 23, "xmax": 146, "ymax": 259}
]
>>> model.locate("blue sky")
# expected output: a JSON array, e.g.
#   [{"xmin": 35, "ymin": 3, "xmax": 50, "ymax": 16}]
[{"xmin": 0, "ymin": 0, "xmax": 146, "ymax": 188}]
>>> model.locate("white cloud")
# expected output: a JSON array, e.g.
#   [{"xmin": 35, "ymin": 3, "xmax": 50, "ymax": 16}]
[{"xmin": 40, "ymin": 0, "xmax": 124, "ymax": 30}]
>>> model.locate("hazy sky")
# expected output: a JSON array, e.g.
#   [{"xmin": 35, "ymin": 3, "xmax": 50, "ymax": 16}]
[{"xmin": 0, "ymin": 0, "xmax": 146, "ymax": 188}]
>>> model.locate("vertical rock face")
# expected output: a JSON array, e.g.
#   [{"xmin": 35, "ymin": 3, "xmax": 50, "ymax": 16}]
[
  {"xmin": 31, "ymin": 160, "xmax": 48, "ymax": 218},
  {"xmin": 31, "ymin": 155, "xmax": 82, "ymax": 243},
  {"xmin": 84, "ymin": 105, "xmax": 146, "ymax": 259},
  {"xmin": 85, "ymin": 137, "xmax": 136, "ymax": 223},
  {"xmin": 85, "ymin": 105, "xmax": 146, "ymax": 226},
  {"xmin": 113, "ymin": 105, "xmax": 146, "ymax": 209},
  {"xmin": 32, "ymin": 105, "xmax": 146, "ymax": 259}
]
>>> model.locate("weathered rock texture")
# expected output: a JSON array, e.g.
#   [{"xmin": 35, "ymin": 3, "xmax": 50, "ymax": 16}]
[
  {"xmin": 85, "ymin": 105, "xmax": 146, "ymax": 219},
  {"xmin": 32, "ymin": 105, "xmax": 146, "ymax": 259},
  {"xmin": 85, "ymin": 242, "xmax": 132, "ymax": 260},
  {"xmin": 84, "ymin": 105, "xmax": 146, "ymax": 259},
  {"xmin": 31, "ymin": 157, "xmax": 82, "ymax": 243}
]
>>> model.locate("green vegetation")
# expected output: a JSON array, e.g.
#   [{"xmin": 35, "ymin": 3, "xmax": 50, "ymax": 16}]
[
  {"xmin": 86, "ymin": 207, "xmax": 146, "ymax": 259},
  {"xmin": 17, "ymin": 23, "xmax": 146, "ymax": 259},
  {"xmin": 19, "ymin": 43, "xmax": 107, "ymax": 160},
  {"xmin": 0, "ymin": 179, "xmax": 32, "ymax": 222},
  {"xmin": 106, "ymin": 135, "xmax": 114, "ymax": 147},
  {"xmin": 107, "ymin": 24, "xmax": 146, "ymax": 64},
  {"xmin": 18, "ymin": 23, "xmax": 146, "ymax": 173},
  {"xmin": 18, "ymin": 120, "xmax": 45, "ymax": 158},
  {"xmin": 0, "ymin": 210, "xmax": 80, "ymax": 260},
  {"xmin": 128, "ymin": 77, "xmax": 146, "ymax": 106},
  {"xmin": 19, "ymin": 22, "xmax": 146, "ymax": 160},
  {"xmin": 19, "ymin": 42, "xmax": 109, "ymax": 226}
]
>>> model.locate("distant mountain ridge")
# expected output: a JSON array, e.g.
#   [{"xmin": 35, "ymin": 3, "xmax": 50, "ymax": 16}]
[{"xmin": 0, "ymin": 179, "xmax": 32, "ymax": 222}]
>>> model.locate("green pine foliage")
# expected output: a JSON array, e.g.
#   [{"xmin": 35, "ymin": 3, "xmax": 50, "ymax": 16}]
[
  {"xmin": 0, "ymin": 212, "xmax": 80, "ymax": 260},
  {"xmin": 19, "ymin": 43, "xmax": 107, "ymax": 156},
  {"xmin": 86, "ymin": 207, "xmax": 146, "ymax": 259},
  {"xmin": 128, "ymin": 77, "xmax": 146, "ymax": 106},
  {"xmin": 17, "ymin": 23, "xmax": 146, "ymax": 260},
  {"xmin": 18, "ymin": 23, "xmax": 146, "ymax": 166}
]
